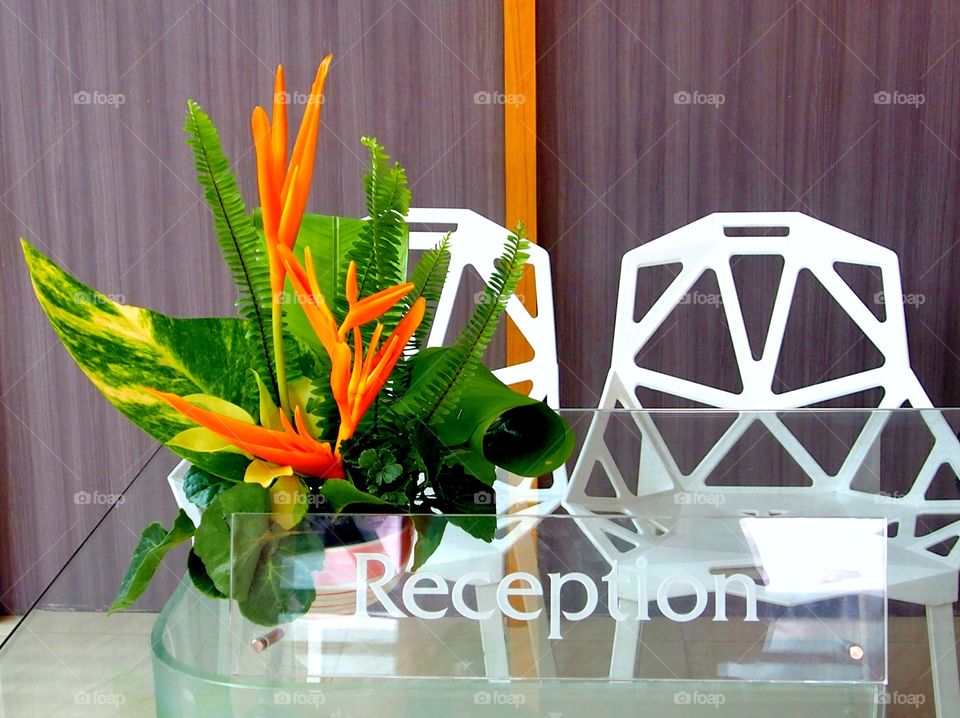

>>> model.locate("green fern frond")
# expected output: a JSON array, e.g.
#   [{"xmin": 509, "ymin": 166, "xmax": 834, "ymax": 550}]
[
  {"xmin": 405, "ymin": 233, "xmax": 451, "ymax": 350},
  {"xmin": 394, "ymin": 225, "xmax": 529, "ymax": 426},
  {"xmin": 184, "ymin": 100, "xmax": 277, "ymax": 400},
  {"xmin": 340, "ymin": 137, "xmax": 410, "ymax": 329}
]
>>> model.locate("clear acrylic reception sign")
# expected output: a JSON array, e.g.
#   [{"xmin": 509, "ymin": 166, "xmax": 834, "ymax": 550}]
[{"xmin": 150, "ymin": 510, "xmax": 886, "ymax": 716}]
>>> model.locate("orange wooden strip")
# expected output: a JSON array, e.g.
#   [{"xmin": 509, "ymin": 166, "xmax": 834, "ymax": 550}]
[{"xmin": 504, "ymin": 0, "xmax": 538, "ymax": 368}]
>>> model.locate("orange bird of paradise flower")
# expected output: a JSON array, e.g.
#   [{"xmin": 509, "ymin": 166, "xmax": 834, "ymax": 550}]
[
  {"xmin": 150, "ymin": 258, "xmax": 425, "ymax": 479},
  {"xmin": 252, "ymin": 56, "xmax": 332, "ymax": 414},
  {"xmin": 149, "ymin": 57, "xmax": 426, "ymax": 482}
]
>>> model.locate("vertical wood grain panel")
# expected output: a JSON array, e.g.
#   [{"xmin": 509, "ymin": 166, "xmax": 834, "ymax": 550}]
[
  {"xmin": 0, "ymin": 0, "xmax": 503, "ymax": 613},
  {"xmin": 538, "ymin": 0, "xmax": 960, "ymax": 413}
]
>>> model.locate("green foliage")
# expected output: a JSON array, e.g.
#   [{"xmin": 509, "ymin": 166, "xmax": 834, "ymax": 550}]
[
  {"xmin": 183, "ymin": 465, "xmax": 235, "ymax": 509},
  {"xmin": 194, "ymin": 483, "xmax": 271, "ymax": 600},
  {"xmin": 237, "ymin": 533, "xmax": 323, "ymax": 626},
  {"xmin": 185, "ymin": 100, "xmax": 276, "ymax": 400},
  {"xmin": 411, "ymin": 515, "xmax": 447, "ymax": 571},
  {"xmin": 109, "ymin": 510, "xmax": 195, "ymax": 613},
  {"xmin": 187, "ymin": 548, "xmax": 224, "ymax": 599},
  {"xmin": 341, "ymin": 138, "xmax": 410, "ymax": 331},
  {"xmin": 21, "ymin": 240, "xmax": 257, "ymax": 481},
  {"xmin": 393, "ymin": 226, "xmax": 530, "ymax": 425},
  {"xmin": 405, "ymin": 233, "xmax": 451, "ymax": 349}
]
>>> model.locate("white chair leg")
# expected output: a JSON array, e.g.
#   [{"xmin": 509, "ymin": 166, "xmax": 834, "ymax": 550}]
[
  {"xmin": 926, "ymin": 603, "xmax": 960, "ymax": 718},
  {"xmin": 610, "ymin": 598, "xmax": 641, "ymax": 679},
  {"xmin": 476, "ymin": 583, "xmax": 509, "ymax": 679}
]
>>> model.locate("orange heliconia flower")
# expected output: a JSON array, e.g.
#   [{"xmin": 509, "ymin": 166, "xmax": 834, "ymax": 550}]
[
  {"xmin": 149, "ymin": 389, "xmax": 344, "ymax": 479},
  {"xmin": 278, "ymin": 245, "xmax": 426, "ymax": 449},
  {"xmin": 252, "ymin": 56, "xmax": 332, "ymax": 293},
  {"xmin": 152, "ymin": 249, "xmax": 425, "ymax": 479}
]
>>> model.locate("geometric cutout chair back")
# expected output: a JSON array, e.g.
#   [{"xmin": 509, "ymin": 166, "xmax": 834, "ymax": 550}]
[
  {"xmin": 407, "ymin": 208, "xmax": 566, "ymax": 541},
  {"xmin": 610, "ymin": 212, "xmax": 927, "ymax": 409},
  {"xmin": 567, "ymin": 212, "xmax": 960, "ymax": 577}
]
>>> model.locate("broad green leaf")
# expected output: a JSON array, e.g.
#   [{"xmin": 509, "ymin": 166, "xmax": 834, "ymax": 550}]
[
  {"xmin": 21, "ymin": 240, "xmax": 258, "ymax": 480},
  {"xmin": 185, "ymin": 100, "xmax": 277, "ymax": 400},
  {"xmin": 237, "ymin": 533, "xmax": 324, "ymax": 626},
  {"xmin": 187, "ymin": 548, "xmax": 224, "ymax": 599},
  {"xmin": 183, "ymin": 465, "xmax": 235, "ymax": 509},
  {"xmin": 194, "ymin": 483, "xmax": 270, "ymax": 600},
  {"xmin": 109, "ymin": 510, "xmax": 195, "ymax": 612},
  {"xmin": 411, "ymin": 515, "xmax": 447, "ymax": 571}
]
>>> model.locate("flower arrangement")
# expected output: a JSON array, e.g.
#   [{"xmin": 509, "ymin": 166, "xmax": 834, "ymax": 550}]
[{"xmin": 21, "ymin": 58, "xmax": 573, "ymax": 624}]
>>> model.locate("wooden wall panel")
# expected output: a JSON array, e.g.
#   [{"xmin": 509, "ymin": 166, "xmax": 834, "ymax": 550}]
[
  {"xmin": 0, "ymin": 0, "xmax": 503, "ymax": 613},
  {"xmin": 538, "ymin": 0, "xmax": 960, "ymax": 414}
]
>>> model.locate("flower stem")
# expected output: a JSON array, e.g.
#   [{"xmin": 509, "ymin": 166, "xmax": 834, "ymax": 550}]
[{"xmin": 272, "ymin": 297, "xmax": 290, "ymax": 414}]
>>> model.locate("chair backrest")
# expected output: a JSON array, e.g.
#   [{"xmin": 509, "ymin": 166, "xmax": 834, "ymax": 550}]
[
  {"xmin": 566, "ymin": 212, "xmax": 960, "ymax": 573},
  {"xmin": 406, "ymin": 208, "xmax": 567, "ymax": 523}
]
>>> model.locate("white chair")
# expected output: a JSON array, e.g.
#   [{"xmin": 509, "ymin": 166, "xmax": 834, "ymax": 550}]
[
  {"xmin": 564, "ymin": 212, "xmax": 960, "ymax": 716},
  {"xmin": 170, "ymin": 207, "xmax": 565, "ymax": 678}
]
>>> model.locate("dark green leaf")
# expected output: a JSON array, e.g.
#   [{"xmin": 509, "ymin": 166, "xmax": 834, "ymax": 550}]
[
  {"xmin": 109, "ymin": 510, "xmax": 195, "ymax": 613},
  {"xmin": 183, "ymin": 464, "xmax": 235, "ymax": 509},
  {"xmin": 411, "ymin": 515, "xmax": 447, "ymax": 571},
  {"xmin": 187, "ymin": 548, "xmax": 224, "ymax": 599}
]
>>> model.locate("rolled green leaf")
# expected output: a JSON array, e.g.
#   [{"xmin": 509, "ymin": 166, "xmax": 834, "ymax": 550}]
[{"xmin": 408, "ymin": 348, "xmax": 574, "ymax": 477}]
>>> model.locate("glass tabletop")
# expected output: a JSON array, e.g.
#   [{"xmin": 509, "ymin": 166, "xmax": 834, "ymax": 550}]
[{"xmin": 5, "ymin": 407, "xmax": 955, "ymax": 717}]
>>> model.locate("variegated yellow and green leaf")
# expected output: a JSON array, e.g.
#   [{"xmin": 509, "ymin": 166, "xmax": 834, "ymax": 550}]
[{"xmin": 21, "ymin": 239, "xmax": 261, "ymax": 480}]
